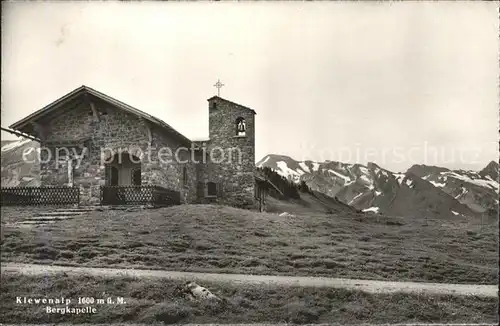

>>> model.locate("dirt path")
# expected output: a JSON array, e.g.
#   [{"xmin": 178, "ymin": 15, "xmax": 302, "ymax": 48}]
[{"xmin": 2, "ymin": 263, "xmax": 497, "ymax": 297}]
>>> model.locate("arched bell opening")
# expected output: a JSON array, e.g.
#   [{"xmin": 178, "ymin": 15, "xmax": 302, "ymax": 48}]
[{"xmin": 235, "ymin": 117, "xmax": 246, "ymax": 136}]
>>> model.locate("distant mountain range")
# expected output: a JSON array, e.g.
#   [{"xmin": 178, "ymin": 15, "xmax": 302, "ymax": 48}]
[
  {"xmin": 1, "ymin": 139, "xmax": 40, "ymax": 187},
  {"xmin": 256, "ymin": 154, "xmax": 499, "ymax": 219}
]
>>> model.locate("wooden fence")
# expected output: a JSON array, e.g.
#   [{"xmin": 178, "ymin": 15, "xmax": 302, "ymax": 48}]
[
  {"xmin": 0, "ymin": 186, "xmax": 80, "ymax": 206},
  {"xmin": 100, "ymin": 185, "xmax": 180, "ymax": 206}
]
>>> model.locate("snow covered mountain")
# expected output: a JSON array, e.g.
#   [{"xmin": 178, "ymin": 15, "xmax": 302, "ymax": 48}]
[
  {"xmin": 407, "ymin": 163, "xmax": 499, "ymax": 214},
  {"xmin": 256, "ymin": 154, "xmax": 499, "ymax": 218},
  {"xmin": 1, "ymin": 139, "xmax": 40, "ymax": 187}
]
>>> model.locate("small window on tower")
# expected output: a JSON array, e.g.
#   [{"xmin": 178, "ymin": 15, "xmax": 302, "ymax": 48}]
[
  {"xmin": 236, "ymin": 117, "xmax": 246, "ymax": 136},
  {"xmin": 207, "ymin": 182, "xmax": 217, "ymax": 197}
]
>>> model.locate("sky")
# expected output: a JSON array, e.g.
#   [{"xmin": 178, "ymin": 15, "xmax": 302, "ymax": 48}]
[{"xmin": 1, "ymin": 1, "xmax": 498, "ymax": 172}]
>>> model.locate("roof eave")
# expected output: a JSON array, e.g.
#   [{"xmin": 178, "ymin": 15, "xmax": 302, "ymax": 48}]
[
  {"xmin": 9, "ymin": 85, "xmax": 193, "ymax": 147},
  {"xmin": 9, "ymin": 85, "xmax": 87, "ymax": 130},
  {"xmin": 207, "ymin": 96, "xmax": 256, "ymax": 114}
]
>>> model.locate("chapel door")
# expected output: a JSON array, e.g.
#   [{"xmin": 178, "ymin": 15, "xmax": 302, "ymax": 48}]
[
  {"xmin": 103, "ymin": 166, "xmax": 120, "ymax": 205},
  {"xmin": 110, "ymin": 167, "xmax": 119, "ymax": 186}
]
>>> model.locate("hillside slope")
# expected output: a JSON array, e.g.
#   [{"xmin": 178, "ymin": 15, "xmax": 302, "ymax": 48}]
[
  {"xmin": 2, "ymin": 204, "xmax": 498, "ymax": 284},
  {"xmin": 256, "ymin": 166, "xmax": 360, "ymax": 215}
]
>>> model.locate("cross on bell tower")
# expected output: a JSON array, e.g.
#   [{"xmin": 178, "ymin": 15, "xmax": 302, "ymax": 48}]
[{"xmin": 213, "ymin": 79, "xmax": 224, "ymax": 96}]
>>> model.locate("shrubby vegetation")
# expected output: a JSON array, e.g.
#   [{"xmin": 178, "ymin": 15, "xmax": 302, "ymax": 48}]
[{"xmin": 256, "ymin": 167, "xmax": 312, "ymax": 200}]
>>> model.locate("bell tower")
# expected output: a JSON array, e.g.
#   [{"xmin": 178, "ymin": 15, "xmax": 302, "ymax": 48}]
[{"xmin": 206, "ymin": 95, "xmax": 256, "ymax": 206}]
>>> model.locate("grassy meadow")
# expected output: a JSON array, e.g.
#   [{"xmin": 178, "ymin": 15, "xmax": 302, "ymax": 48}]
[
  {"xmin": 1, "ymin": 204, "xmax": 498, "ymax": 284},
  {"xmin": 1, "ymin": 273, "xmax": 497, "ymax": 324}
]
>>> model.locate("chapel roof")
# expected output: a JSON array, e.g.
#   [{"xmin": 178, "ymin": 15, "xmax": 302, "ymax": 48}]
[{"xmin": 9, "ymin": 85, "xmax": 192, "ymax": 146}]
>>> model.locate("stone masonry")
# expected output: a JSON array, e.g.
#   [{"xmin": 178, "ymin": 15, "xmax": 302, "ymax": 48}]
[
  {"xmin": 199, "ymin": 96, "xmax": 256, "ymax": 206},
  {"xmin": 39, "ymin": 96, "xmax": 197, "ymax": 205}
]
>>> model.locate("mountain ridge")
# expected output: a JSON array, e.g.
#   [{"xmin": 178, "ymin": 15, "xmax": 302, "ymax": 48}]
[{"xmin": 257, "ymin": 154, "xmax": 498, "ymax": 218}]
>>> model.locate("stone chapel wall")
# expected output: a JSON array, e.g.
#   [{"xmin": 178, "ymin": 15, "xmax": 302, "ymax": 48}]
[
  {"xmin": 39, "ymin": 98, "xmax": 192, "ymax": 204},
  {"xmin": 145, "ymin": 127, "xmax": 197, "ymax": 203}
]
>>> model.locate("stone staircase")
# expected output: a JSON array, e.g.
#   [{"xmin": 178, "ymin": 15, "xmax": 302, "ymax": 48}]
[
  {"xmin": 15, "ymin": 207, "xmax": 94, "ymax": 227},
  {"xmin": 11, "ymin": 205, "xmax": 148, "ymax": 228}
]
